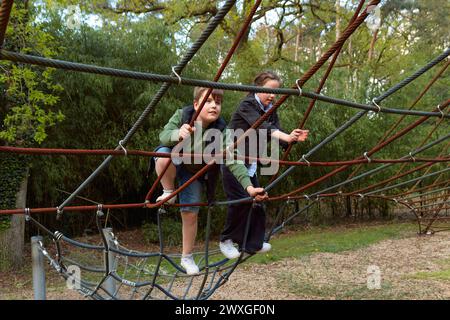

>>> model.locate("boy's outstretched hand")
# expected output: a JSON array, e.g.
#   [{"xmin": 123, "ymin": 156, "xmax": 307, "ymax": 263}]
[
  {"xmin": 289, "ymin": 129, "xmax": 309, "ymax": 142},
  {"xmin": 246, "ymin": 186, "xmax": 269, "ymax": 202},
  {"xmin": 179, "ymin": 124, "xmax": 195, "ymax": 140}
]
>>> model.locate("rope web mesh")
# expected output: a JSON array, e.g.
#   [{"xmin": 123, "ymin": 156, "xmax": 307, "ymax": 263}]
[{"xmin": 0, "ymin": 0, "xmax": 448, "ymax": 300}]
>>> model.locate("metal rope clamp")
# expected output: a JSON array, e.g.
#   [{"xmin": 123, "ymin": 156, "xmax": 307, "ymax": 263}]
[
  {"xmin": 39, "ymin": 241, "xmax": 49, "ymax": 257},
  {"xmin": 97, "ymin": 204, "xmax": 104, "ymax": 217},
  {"xmin": 436, "ymin": 104, "xmax": 444, "ymax": 119},
  {"xmin": 408, "ymin": 152, "xmax": 416, "ymax": 162},
  {"xmin": 295, "ymin": 79, "xmax": 303, "ymax": 96},
  {"xmin": 301, "ymin": 154, "xmax": 311, "ymax": 166},
  {"xmin": 110, "ymin": 231, "xmax": 119, "ymax": 246},
  {"xmin": 24, "ymin": 208, "xmax": 31, "ymax": 221},
  {"xmin": 372, "ymin": 99, "xmax": 382, "ymax": 113},
  {"xmin": 364, "ymin": 152, "xmax": 372, "ymax": 163},
  {"xmin": 252, "ymin": 198, "xmax": 262, "ymax": 209},
  {"xmin": 54, "ymin": 231, "xmax": 64, "ymax": 241},
  {"xmin": 56, "ymin": 206, "xmax": 63, "ymax": 220},
  {"xmin": 118, "ymin": 140, "xmax": 127, "ymax": 156},
  {"xmin": 171, "ymin": 66, "xmax": 182, "ymax": 85}
]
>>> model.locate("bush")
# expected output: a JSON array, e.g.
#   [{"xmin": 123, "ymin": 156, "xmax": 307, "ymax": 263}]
[{"xmin": 142, "ymin": 219, "xmax": 183, "ymax": 247}]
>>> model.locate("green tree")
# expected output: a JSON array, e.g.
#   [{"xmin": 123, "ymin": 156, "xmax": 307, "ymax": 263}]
[{"xmin": 0, "ymin": 0, "xmax": 63, "ymax": 269}]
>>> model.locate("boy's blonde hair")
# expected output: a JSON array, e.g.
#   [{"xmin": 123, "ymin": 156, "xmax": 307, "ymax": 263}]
[{"xmin": 193, "ymin": 87, "xmax": 224, "ymax": 103}]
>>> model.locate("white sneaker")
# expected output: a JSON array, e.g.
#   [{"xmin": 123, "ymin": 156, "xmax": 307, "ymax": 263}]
[
  {"xmin": 181, "ymin": 255, "xmax": 199, "ymax": 275},
  {"xmin": 219, "ymin": 239, "xmax": 240, "ymax": 259},
  {"xmin": 156, "ymin": 189, "xmax": 176, "ymax": 204},
  {"xmin": 257, "ymin": 242, "xmax": 272, "ymax": 254}
]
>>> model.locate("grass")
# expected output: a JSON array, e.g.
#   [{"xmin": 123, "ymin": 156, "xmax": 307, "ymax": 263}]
[
  {"xmin": 249, "ymin": 222, "xmax": 417, "ymax": 264},
  {"xmin": 411, "ymin": 258, "xmax": 450, "ymax": 281},
  {"xmin": 252, "ymin": 222, "xmax": 447, "ymax": 300},
  {"xmin": 279, "ymin": 272, "xmax": 403, "ymax": 300}
]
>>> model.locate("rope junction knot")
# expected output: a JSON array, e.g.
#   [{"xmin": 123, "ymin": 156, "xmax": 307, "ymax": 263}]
[
  {"xmin": 295, "ymin": 79, "xmax": 303, "ymax": 96},
  {"xmin": 56, "ymin": 206, "xmax": 63, "ymax": 219},
  {"xmin": 118, "ymin": 140, "xmax": 127, "ymax": 156},
  {"xmin": 286, "ymin": 197, "xmax": 295, "ymax": 204},
  {"xmin": 372, "ymin": 99, "xmax": 382, "ymax": 113},
  {"xmin": 436, "ymin": 104, "xmax": 444, "ymax": 118},
  {"xmin": 301, "ymin": 154, "xmax": 310, "ymax": 166},
  {"xmin": 24, "ymin": 208, "xmax": 31, "ymax": 221},
  {"xmin": 171, "ymin": 66, "xmax": 182, "ymax": 85},
  {"xmin": 96, "ymin": 204, "xmax": 104, "ymax": 216}
]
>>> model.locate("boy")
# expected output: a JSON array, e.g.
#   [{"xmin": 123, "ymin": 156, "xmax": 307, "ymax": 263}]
[
  {"xmin": 219, "ymin": 71, "xmax": 309, "ymax": 259},
  {"xmin": 154, "ymin": 87, "xmax": 266, "ymax": 275}
]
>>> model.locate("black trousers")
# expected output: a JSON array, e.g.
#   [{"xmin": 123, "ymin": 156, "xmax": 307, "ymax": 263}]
[{"xmin": 220, "ymin": 165, "xmax": 266, "ymax": 253}]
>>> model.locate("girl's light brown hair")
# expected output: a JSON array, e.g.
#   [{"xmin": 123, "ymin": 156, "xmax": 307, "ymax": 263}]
[{"xmin": 253, "ymin": 71, "xmax": 281, "ymax": 86}]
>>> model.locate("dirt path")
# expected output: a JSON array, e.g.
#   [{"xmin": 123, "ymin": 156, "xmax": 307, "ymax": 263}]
[
  {"xmin": 213, "ymin": 231, "xmax": 450, "ymax": 300},
  {"xmin": 1, "ymin": 228, "xmax": 449, "ymax": 300}
]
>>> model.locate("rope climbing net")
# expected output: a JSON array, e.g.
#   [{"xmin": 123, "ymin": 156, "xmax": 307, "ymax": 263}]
[{"xmin": 0, "ymin": 0, "xmax": 448, "ymax": 300}]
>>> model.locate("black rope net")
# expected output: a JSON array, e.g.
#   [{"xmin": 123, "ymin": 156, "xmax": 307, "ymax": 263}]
[
  {"xmin": 29, "ymin": 206, "xmax": 259, "ymax": 300},
  {"xmin": 0, "ymin": 0, "xmax": 449, "ymax": 300}
]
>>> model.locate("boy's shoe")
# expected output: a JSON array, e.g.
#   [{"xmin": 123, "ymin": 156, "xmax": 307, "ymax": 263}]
[
  {"xmin": 156, "ymin": 189, "xmax": 176, "ymax": 204},
  {"xmin": 181, "ymin": 255, "xmax": 199, "ymax": 275},
  {"xmin": 256, "ymin": 242, "xmax": 272, "ymax": 254},
  {"xmin": 219, "ymin": 239, "xmax": 240, "ymax": 259}
]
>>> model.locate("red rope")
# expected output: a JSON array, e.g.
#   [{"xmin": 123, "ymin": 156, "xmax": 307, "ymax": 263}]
[
  {"xmin": 1, "ymin": 146, "xmax": 447, "ymax": 166},
  {"xmin": 0, "ymin": 0, "xmax": 13, "ymax": 47},
  {"xmin": 393, "ymin": 180, "xmax": 449, "ymax": 198},
  {"xmin": 269, "ymin": 100, "xmax": 450, "ymax": 201},
  {"xmin": 269, "ymin": 0, "xmax": 367, "ymax": 185},
  {"xmin": 346, "ymin": 142, "xmax": 450, "ymax": 196},
  {"xmin": 345, "ymin": 59, "xmax": 450, "ymax": 180}
]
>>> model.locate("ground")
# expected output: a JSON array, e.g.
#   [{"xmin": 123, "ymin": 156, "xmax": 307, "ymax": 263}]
[
  {"xmin": 213, "ymin": 231, "xmax": 450, "ymax": 300},
  {"xmin": 0, "ymin": 221, "xmax": 449, "ymax": 300}
]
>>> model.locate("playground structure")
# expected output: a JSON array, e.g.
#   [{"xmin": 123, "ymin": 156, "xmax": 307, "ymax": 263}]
[{"xmin": 0, "ymin": 0, "xmax": 448, "ymax": 300}]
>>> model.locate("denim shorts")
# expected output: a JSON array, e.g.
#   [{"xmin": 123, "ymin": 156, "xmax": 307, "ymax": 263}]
[
  {"xmin": 154, "ymin": 146, "xmax": 203, "ymax": 214},
  {"xmin": 154, "ymin": 146, "xmax": 173, "ymax": 163}
]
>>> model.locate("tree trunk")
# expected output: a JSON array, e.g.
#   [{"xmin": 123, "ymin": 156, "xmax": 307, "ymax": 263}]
[
  {"xmin": 335, "ymin": 0, "xmax": 341, "ymax": 40},
  {"xmin": 368, "ymin": 28, "xmax": 379, "ymax": 61},
  {"xmin": 346, "ymin": 196, "xmax": 352, "ymax": 217},
  {"xmin": 294, "ymin": 26, "xmax": 302, "ymax": 73},
  {"xmin": 0, "ymin": 170, "xmax": 28, "ymax": 269}
]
